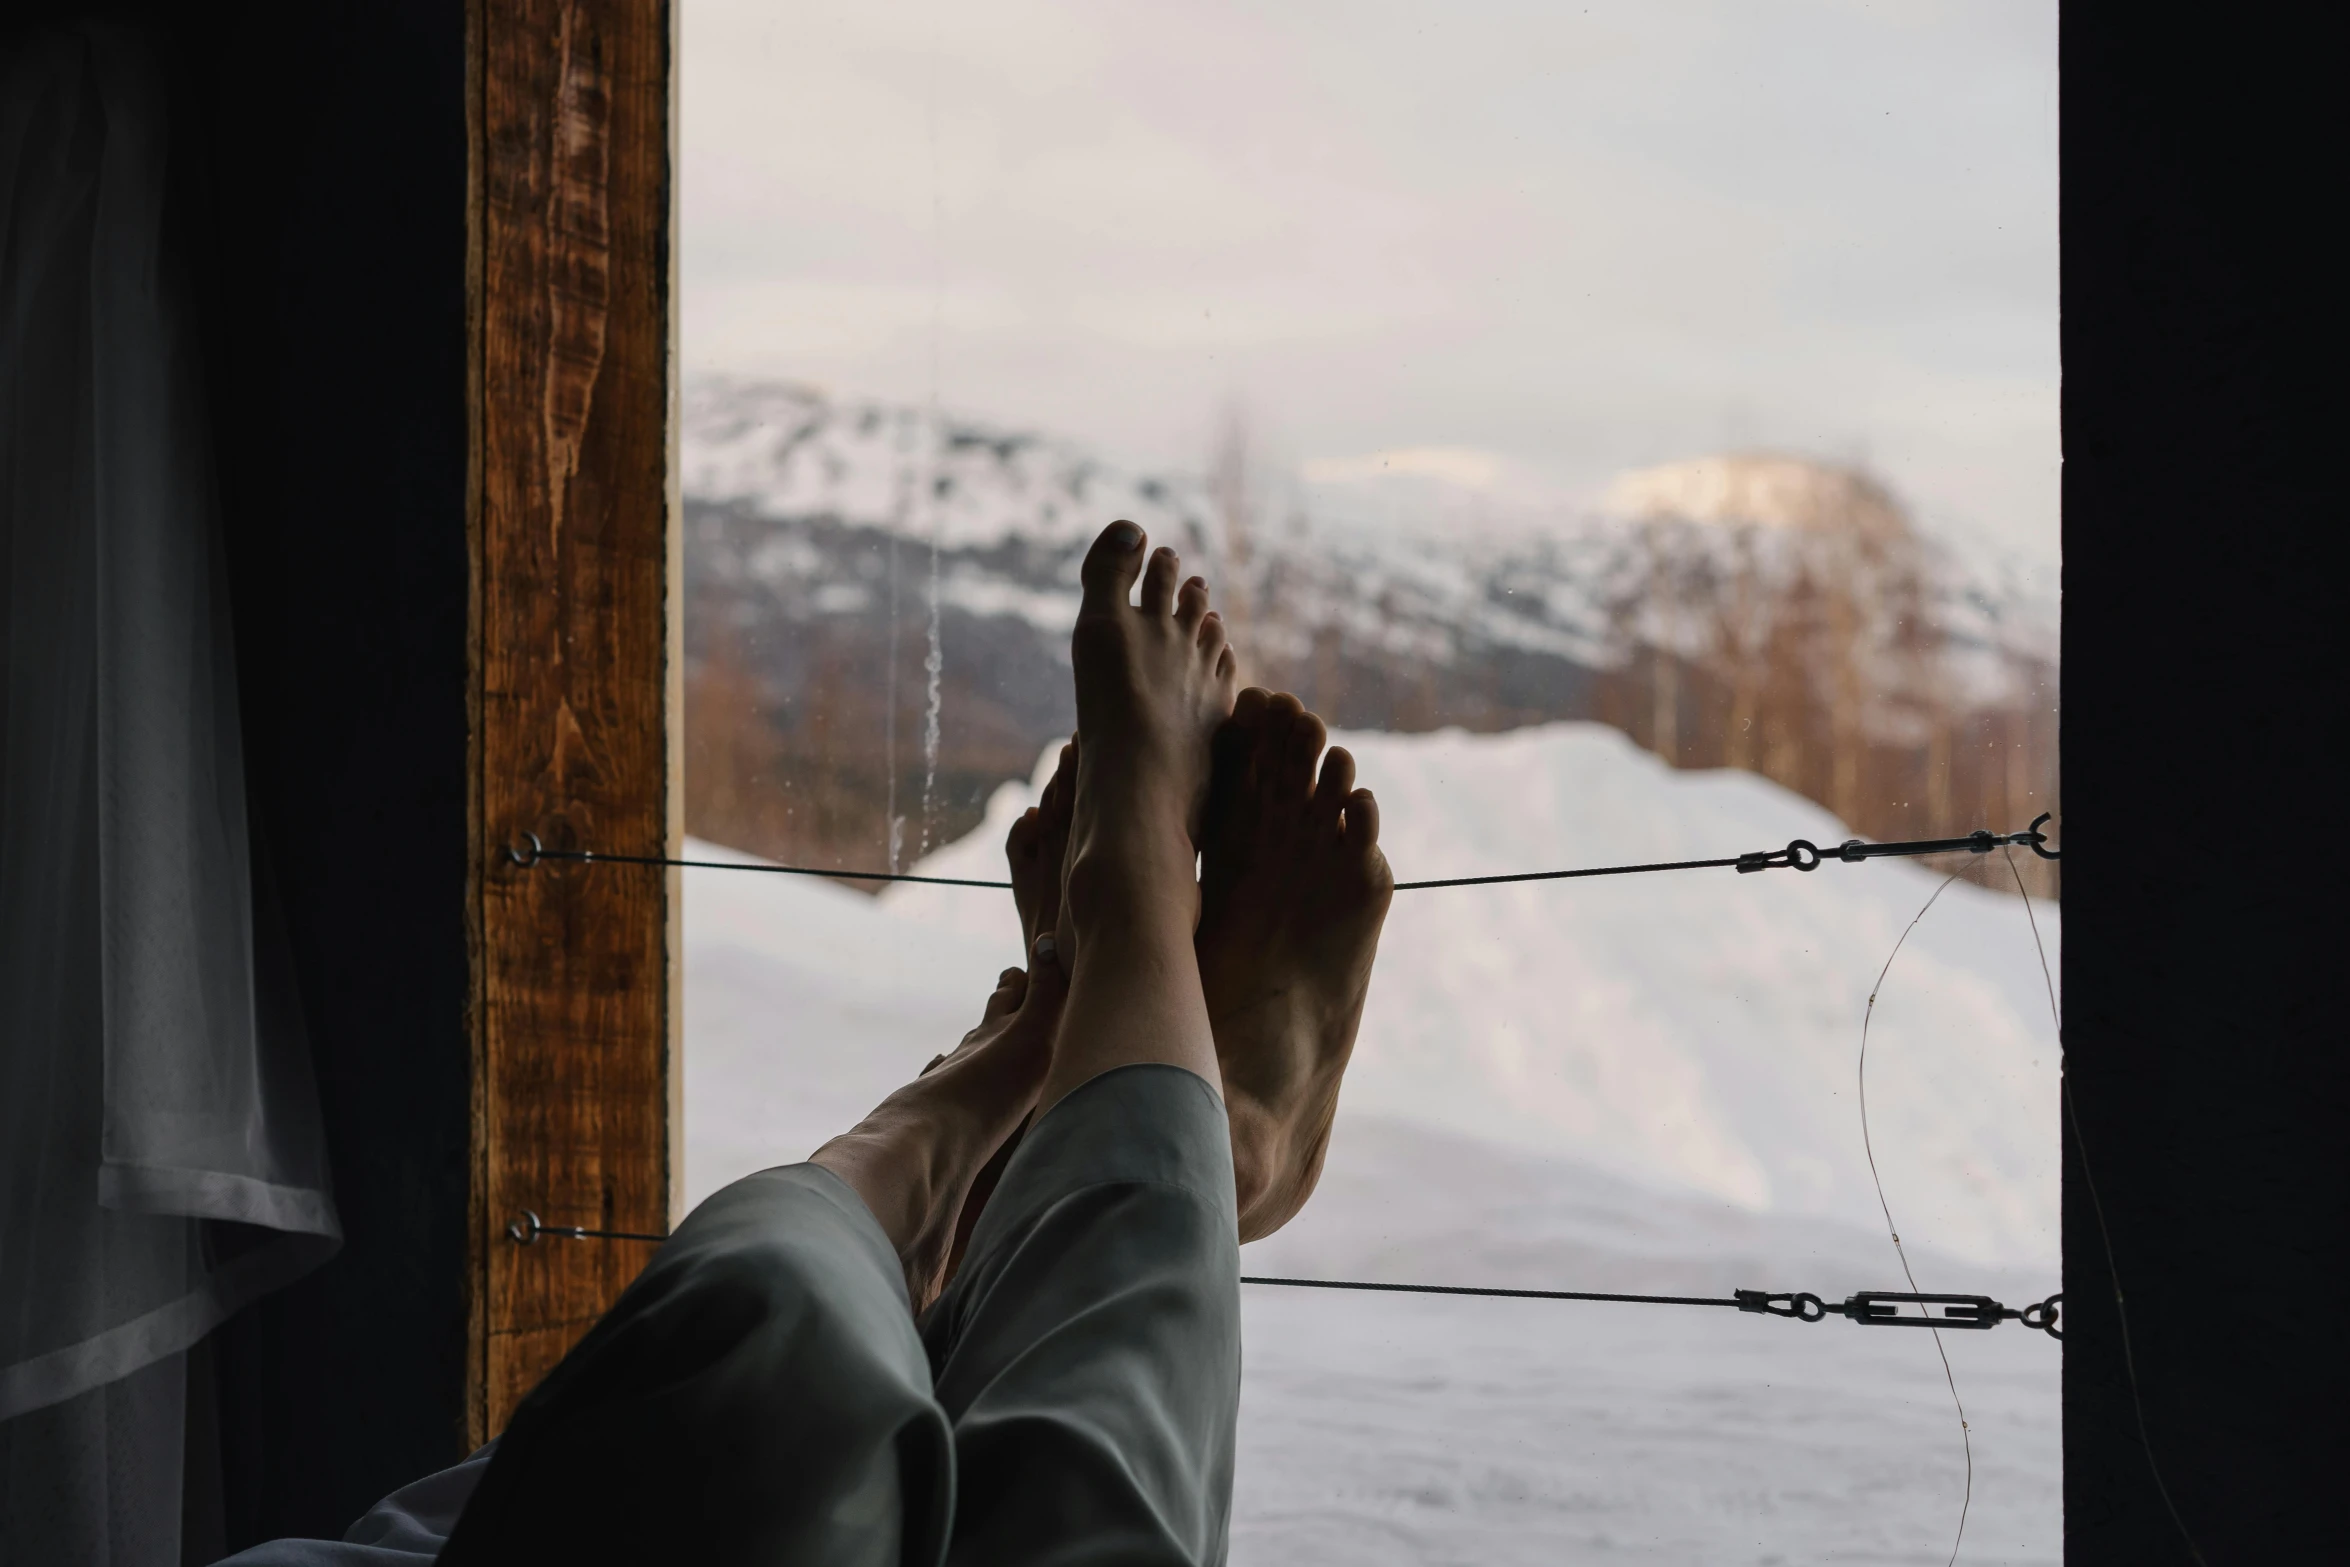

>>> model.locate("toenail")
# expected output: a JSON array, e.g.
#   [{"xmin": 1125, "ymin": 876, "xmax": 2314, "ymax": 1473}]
[{"xmin": 1105, "ymin": 520, "xmax": 1143, "ymax": 551}]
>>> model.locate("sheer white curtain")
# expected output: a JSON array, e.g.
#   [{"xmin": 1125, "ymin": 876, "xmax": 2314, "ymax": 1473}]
[{"xmin": 2, "ymin": 21, "xmax": 339, "ymax": 1561}]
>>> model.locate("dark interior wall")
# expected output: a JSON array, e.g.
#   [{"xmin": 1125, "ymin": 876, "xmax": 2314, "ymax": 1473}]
[
  {"xmin": 173, "ymin": 3, "xmax": 474, "ymax": 1545},
  {"xmin": 2060, "ymin": 5, "xmax": 2346, "ymax": 1562}
]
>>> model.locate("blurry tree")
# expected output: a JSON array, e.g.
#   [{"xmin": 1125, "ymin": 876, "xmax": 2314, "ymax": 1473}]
[{"xmin": 1590, "ymin": 456, "xmax": 2056, "ymax": 896}]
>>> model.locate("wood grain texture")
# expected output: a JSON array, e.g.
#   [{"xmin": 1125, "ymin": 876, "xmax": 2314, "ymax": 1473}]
[{"xmin": 470, "ymin": 0, "xmax": 674, "ymax": 1443}]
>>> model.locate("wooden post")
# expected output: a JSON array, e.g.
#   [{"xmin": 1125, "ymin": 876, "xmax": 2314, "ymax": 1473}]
[{"xmin": 467, "ymin": 0, "xmax": 677, "ymax": 1444}]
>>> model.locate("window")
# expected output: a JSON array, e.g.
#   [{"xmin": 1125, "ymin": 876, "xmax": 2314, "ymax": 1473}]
[{"xmin": 679, "ymin": 3, "xmax": 2060, "ymax": 1559}]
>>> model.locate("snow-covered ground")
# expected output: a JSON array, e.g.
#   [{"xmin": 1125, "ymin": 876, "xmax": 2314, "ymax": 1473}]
[{"xmin": 684, "ymin": 723, "xmax": 2062, "ymax": 1565}]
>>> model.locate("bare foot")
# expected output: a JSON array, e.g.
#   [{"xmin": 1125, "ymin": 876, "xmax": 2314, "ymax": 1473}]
[
  {"xmin": 812, "ymin": 928, "xmax": 1064, "ymax": 1313},
  {"xmin": 930, "ymin": 741, "xmax": 1076, "ymax": 1286},
  {"xmin": 1198, "ymin": 689, "xmax": 1393, "ymax": 1242},
  {"xmin": 1038, "ymin": 521, "xmax": 1239, "ymax": 1113},
  {"xmin": 1007, "ymin": 739, "xmax": 1076, "ymax": 954}
]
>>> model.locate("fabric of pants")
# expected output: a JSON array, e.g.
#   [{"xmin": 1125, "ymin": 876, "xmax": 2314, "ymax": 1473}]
[{"xmin": 219, "ymin": 1062, "xmax": 1241, "ymax": 1566}]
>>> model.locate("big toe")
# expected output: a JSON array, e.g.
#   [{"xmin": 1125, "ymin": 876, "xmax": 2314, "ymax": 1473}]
[
  {"xmin": 1205, "ymin": 695, "xmax": 1271, "ymax": 849},
  {"xmin": 1005, "ymin": 805, "xmax": 1041, "ymax": 866},
  {"xmin": 1342, "ymin": 788, "xmax": 1391, "ymax": 885},
  {"xmin": 1040, "ymin": 741, "xmax": 1076, "ymax": 828},
  {"xmin": 1266, "ymin": 696, "xmax": 1325, "ymax": 805},
  {"xmin": 1079, "ymin": 520, "xmax": 1147, "ymax": 614},
  {"xmin": 1311, "ymin": 745, "xmax": 1357, "ymax": 830},
  {"xmin": 1215, "ymin": 690, "xmax": 1274, "ymax": 772}
]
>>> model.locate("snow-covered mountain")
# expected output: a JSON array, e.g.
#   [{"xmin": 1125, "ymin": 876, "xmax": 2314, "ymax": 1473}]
[{"xmin": 684, "ymin": 376, "xmax": 2054, "ymax": 705}]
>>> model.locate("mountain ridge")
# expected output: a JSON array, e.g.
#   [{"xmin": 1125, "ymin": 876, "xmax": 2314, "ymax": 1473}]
[{"xmin": 683, "ymin": 377, "xmax": 2060, "ymax": 899}]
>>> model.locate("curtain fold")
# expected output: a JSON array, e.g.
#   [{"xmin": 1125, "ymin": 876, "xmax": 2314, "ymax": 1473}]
[
  {"xmin": 81, "ymin": 19, "xmax": 337, "ymax": 1248},
  {"xmin": 1, "ymin": 23, "xmax": 341, "ymax": 1549}
]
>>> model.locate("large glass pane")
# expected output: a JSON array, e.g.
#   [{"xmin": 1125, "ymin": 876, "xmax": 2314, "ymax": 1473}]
[{"xmin": 681, "ymin": 3, "xmax": 2060, "ymax": 1560}]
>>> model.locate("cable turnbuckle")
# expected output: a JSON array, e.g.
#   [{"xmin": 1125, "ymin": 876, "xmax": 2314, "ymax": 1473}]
[
  {"xmin": 1736, "ymin": 812, "xmax": 2059, "ymax": 874},
  {"xmin": 1739, "ymin": 1287, "xmax": 2061, "ymax": 1338}
]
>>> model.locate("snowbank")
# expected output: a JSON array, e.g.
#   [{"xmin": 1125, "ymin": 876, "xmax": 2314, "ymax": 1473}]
[
  {"xmin": 680, "ymin": 722, "xmax": 2062, "ymax": 1564},
  {"xmin": 885, "ymin": 722, "xmax": 2061, "ymax": 1268}
]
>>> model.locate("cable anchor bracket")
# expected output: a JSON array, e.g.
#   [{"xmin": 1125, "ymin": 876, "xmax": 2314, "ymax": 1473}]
[{"xmin": 505, "ymin": 1209, "xmax": 668, "ymax": 1246}]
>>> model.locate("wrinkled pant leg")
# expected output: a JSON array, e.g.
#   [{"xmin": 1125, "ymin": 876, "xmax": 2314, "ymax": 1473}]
[
  {"xmin": 209, "ymin": 1443, "xmax": 495, "ymax": 1565},
  {"xmin": 439, "ymin": 1164, "xmax": 953, "ymax": 1567},
  {"xmin": 922, "ymin": 1063, "xmax": 1242, "ymax": 1567}
]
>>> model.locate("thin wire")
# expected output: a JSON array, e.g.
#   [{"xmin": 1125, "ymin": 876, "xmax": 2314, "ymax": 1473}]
[
  {"xmin": 509, "ymin": 1219, "xmax": 2057, "ymax": 1343},
  {"xmin": 543, "ymin": 1224, "xmax": 665, "ymax": 1243},
  {"xmin": 1240, "ymin": 1276, "xmax": 1740, "ymax": 1308},
  {"xmin": 1393, "ymin": 854, "xmax": 1744, "ymax": 890},
  {"xmin": 517, "ymin": 827, "xmax": 2045, "ymax": 893},
  {"xmin": 522, "ymin": 849, "xmax": 1751, "ymax": 892},
  {"xmin": 529, "ymin": 849, "xmax": 1747, "ymax": 892},
  {"xmin": 2002, "ymin": 849, "xmax": 2208, "ymax": 1567},
  {"xmin": 1857, "ymin": 867, "xmax": 1973, "ymax": 1567},
  {"xmin": 507, "ymin": 1212, "xmax": 2053, "ymax": 1339},
  {"xmin": 528, "ymin": 847, "xmax": 1010, "ymax": 889},
  {"xmin": 508, "ymin": 1214, "xmax": 666, "ymax": 1244}
]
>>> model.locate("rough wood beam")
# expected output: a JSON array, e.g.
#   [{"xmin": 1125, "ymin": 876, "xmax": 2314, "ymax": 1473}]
[{"xmin": 468, "ymin": 0, "xmax": 676, "ymax": 1444}]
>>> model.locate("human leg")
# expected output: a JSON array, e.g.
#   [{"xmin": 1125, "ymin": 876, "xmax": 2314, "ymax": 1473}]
[
  {"xmin": 435, "ymin": 1165, "xmax": 952, "ymax": 1567},
  {"xmin": 932, "ymin": 740, "xmax": 1076, "ymax": 1287},
  {"xmin": 810, "ymin": 927, "xmax": 1065, "ymax": 1314},
  {"xmin": 1039, "ymin": 521, "xmax": 1237, "ymax": 1111},
  {"xmin": 438, "ymin": 895, "xmax": 1071, "ymax": 1564},
  {"xmin": 924, "ymin": 1064, "xmax": 1238, "ymax": 1567},
  {"xmin": 919, "ymin": 521, "xmax": 1245, "ymax": 1566}
]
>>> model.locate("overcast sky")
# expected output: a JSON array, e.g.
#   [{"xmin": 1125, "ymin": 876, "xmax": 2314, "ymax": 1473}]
[{"xmin": 683, "ymin": 0, "xmax": 2058, "ymax": 569}]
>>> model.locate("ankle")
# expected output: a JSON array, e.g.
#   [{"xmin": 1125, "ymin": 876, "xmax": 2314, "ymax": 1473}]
[{"xmin": 1063, "ymin": 840, "xmax": 1198, "ymax": 939}]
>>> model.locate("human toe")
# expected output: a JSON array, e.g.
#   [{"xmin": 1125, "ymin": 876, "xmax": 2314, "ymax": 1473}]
[
  {"xmin": 1005, "ymin": 805, "xmax": 1040, "ymax": 864},
  {"xmin": 1176, "ymin": 575, "xmax": 1210, "ymax": 630},
  {"xmin": 981, "ymin": 966, "xmax": 1028, "ymax": 1024},
  {"xmin": 1342, "ymin": 787, "xmax": 1384, "ymax": 855},
  {"xmin": 1140, "ymin": 546, "xmax": 1182, "ymax": 614},
  {"xmin": 1040, "ymin": 742, "xmax": 1075, "ymax": 824},
  {"xmin": 1079, "ymin": 520, "xmax": 1147, "ymax": 613},
  {"xmin": 1311, "ymin": 746, "xmax": 1357, "ymax": 829},
  {"xmin": 1272, "ymin": 701, "xmax": 1325, "ymax": 803},
  {"xmin": 1196, "ymin": 609, "xmax": 1230, "ymax": 670}
]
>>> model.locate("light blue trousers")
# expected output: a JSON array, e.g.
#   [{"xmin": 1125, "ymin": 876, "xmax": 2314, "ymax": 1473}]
[{"xmin": 221, "ymin": 1063, "xmax": 1241, "ymax": 1567}]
